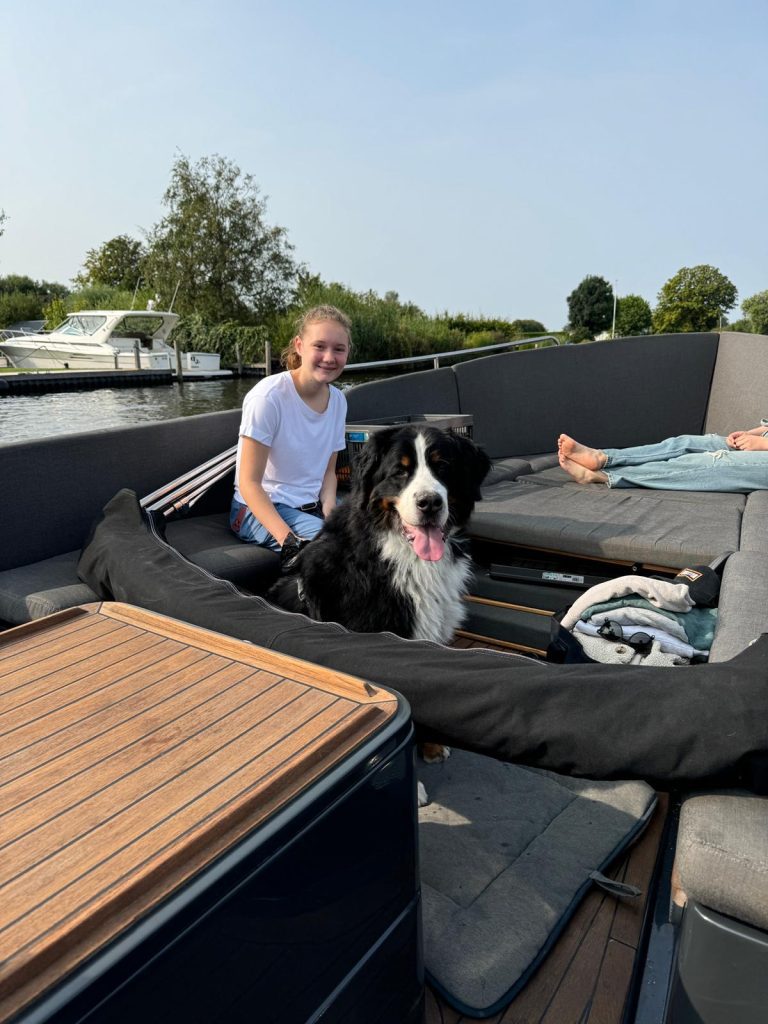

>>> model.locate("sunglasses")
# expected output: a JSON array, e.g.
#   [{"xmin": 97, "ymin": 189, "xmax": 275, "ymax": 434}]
[{"xmin": 597, "ymin": 619, "xmax": 654, "ymax": 657}]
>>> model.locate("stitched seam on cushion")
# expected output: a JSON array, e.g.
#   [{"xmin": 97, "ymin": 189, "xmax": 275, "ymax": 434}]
[{"xmin": 684, "ymin": 837, "xmax": 768, "ymax": 874}]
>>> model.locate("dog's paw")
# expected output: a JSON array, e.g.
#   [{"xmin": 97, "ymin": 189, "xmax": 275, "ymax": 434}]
[
  {"xmin": 417, "ymin": 780, "xmax": 430, "ymax": 807},
  {"xmin": 421, "ymin": 742, "xmax": 451, "ymax": 764}
]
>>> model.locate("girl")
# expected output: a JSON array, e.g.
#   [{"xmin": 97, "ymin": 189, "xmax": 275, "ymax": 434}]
[{"xmin": 230, "ymin": 305, "xmax": 351, "ymax": 555}]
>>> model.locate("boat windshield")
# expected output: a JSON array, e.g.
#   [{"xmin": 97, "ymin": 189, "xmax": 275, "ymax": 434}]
[
  {"xmin": 54, "ymin": 316, "xmax": 107, "ymax": 336},
  {"xmin": 111, "ymin": 316, "xmax": 164, "ymax": 339}
]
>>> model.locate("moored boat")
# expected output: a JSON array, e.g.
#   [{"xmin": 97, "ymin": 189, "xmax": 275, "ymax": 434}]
[{"xmin": 0, "ymin": 309, "xmax": 231, "ymax": 379}]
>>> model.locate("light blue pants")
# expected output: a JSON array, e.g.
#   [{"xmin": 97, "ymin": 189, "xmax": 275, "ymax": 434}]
[
  {"xmin": 230, "ymin": 499, "xmax": 324, "ymax": 551},
  {"xmin": 603, "ymin": 433, "xmax": 768, "ymax": 492}
]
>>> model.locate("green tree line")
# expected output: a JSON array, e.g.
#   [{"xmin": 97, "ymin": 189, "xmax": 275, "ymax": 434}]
[{"xmin": 3, "ymin": 153, "xmax": 768, "ymax": 360}]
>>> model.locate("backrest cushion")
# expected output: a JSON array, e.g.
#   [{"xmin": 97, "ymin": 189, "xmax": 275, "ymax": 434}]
[
  {"xmin": 453, "ymin": 334, "xmax": 719, "ymax": 458},
  {"xmin": 0, "ymin": 409, "xmax": 241, "ymax": 571},
  {"xmin": 704, "ymin": 332, "xmax": 768, "ymax": 435},
  {"xmin": 344, "ymin": 367, "xmax": 460, "ymax": 422}
]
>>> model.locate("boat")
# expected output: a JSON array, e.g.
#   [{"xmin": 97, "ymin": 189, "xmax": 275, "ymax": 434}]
[
  {"xmin": 0, "ymin": 309, "xmax": 232, "ymax": 379},
  {"xmin": 1, "ymin": 328, "xmax": 767, "ymax": 1023}
]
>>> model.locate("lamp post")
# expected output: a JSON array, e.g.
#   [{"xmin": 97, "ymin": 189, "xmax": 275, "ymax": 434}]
[{"xmin": 611, "ymin": 281, "xmax": 618, "ymax": 339}]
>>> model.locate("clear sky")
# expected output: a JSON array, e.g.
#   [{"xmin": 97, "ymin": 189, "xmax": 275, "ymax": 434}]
[{"xmin": 1, "ymin": 0, "xmax": 766, "ymax": 329}]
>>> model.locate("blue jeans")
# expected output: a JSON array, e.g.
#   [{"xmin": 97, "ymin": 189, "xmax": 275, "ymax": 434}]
[
  {"xmin": 230, "ymin": 498, "xmax": 324, "ymax": 551},
  {"xmin": 603, "ymin": 433, "xmax": 768, "ymax": 492}
]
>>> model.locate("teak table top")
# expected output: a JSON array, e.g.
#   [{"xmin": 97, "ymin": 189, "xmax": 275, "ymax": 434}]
[{"xmin": 0, "ymin": 602, "xmax": 398, "ymax": 1024}]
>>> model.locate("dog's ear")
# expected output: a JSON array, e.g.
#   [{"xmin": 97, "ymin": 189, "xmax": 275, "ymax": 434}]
[
  {"xmin": 449, "ymin": 433, "xmax": 491, "ymax": 500},
  {"xmin": 350, "ymin": 426, "xmax": 399, "ymax": 506}
]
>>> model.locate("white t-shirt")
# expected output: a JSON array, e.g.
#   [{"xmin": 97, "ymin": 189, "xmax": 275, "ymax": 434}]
[{"xmin": 234, "ymin": 371, "xmax": 347, "ymax": 507}]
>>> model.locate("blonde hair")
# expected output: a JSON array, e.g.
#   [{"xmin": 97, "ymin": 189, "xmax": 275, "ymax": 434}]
[{"xmin": 281, "ymin": 305, "xmax": 352, "ymax": 370}]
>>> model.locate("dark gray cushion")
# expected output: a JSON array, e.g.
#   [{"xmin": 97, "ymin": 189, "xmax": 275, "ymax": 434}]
[
  {"xmin": 0, "ymin": 551, "xmax": 98, "ymax": 624},
  {"xmin": 675, "ymin": 792, "xmax": 768, "ymax": 932},
  {"xmin": 473, "ymin": 476, "xmax": 744, "ymax": 568},
  {"xmin": 418, "ymin": 750, "xmax": 656, "ymax": 1015},
  {"xmin": 164, "ymin": 514, "xmax": 280, "ymax": 591},
  {"xmin": 704, "ymin": 332, "xmax": 768, "ymax": 436},
  {"xmin": 709, "ymin": 551, "xmax": 768, "ymax": 663},
  {"xmin": 0, "ymin": 410, "xmax": 241, "ymax": 572},
  {"xmin": 453, "ymin": 333, "xmax": 719, "ymax": 459},
  {"xmin": 345, "ymin": 367, "xmax": 460, "ymax": 421},
  {"xmin": 740, "ymin": 491, "xmax": 768, "ymax": 554}
]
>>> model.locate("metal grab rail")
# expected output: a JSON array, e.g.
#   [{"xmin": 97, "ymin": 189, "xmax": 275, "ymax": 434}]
[{"xmin": 343, "ymin": 334, "xmax": 562, "ymax": 373}]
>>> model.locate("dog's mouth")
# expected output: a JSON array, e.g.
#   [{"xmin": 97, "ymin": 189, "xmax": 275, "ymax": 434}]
[{"xmin": 402, "ymin": 521, "xmax": 446, "ymax": 561}]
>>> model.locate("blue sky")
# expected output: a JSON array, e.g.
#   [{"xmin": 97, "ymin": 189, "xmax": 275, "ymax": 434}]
[{"xmin": 1, "ymin": 0, "xmax": 766, "ymax": 328}]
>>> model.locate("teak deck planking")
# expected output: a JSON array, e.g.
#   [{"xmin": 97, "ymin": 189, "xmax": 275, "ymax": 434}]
[{"xmin": 0, "ymin": 603, "xmax": 397, "ymax": 1024}]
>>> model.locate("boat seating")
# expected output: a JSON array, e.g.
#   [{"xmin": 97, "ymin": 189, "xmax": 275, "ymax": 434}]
[
  {"xmin": 345, "ymin": 330, "xmax": 768, "ymax": 1020},
  {"xmin": 0, "ymin": 410, "xmax": 278, "ymax": 626},
  {"xmin": 666, "ymin": 792, "xmax": 768, "ymax": 1020}
]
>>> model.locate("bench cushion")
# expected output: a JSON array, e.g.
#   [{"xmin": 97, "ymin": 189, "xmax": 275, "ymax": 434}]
[
  {"xmin": 709, "ymin": 551, "xmax": 768, "ymax": 663},
  {"xmin": 164, "ymin": 513, "xmax": 280, "ymax": 591},
  {"xmin": 0, "ymin": 514, "xmax": 280, "ymax": 626},
  {"xmin": 0, "ymin": 551, "xmax": 98, "ymax": 624},
  {"xmin": 675, "ymin": 793, "xmax": 768, "ymax": 933},
  {"xmin": 473, "ymin": 473, "xmax": 745, "ymax": 568}
]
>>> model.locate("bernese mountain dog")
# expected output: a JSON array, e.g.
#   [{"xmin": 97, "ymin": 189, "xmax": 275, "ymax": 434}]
[
  {"xmin": 273, "ymin": 423, "xmax": 490, "ymax": 644},
  {"xmin": 269, "ymin": 424, "xmax": 490, "ymax": 798}
]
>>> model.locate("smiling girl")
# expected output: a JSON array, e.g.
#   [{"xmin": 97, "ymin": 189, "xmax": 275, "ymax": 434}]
[{"xmin": 230, "ymin": 305, "xmax": 351, "ymax": 556}]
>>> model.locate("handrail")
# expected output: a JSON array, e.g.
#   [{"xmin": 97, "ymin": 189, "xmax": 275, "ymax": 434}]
[{"xmin": 343, "ymin": 334, "xmax": 562, "ymax": 373}]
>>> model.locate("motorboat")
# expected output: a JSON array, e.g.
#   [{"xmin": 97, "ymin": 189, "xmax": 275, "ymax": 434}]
[{"xmin": 0, "ymin": 309, "xmax": 231, "ymax": 378}]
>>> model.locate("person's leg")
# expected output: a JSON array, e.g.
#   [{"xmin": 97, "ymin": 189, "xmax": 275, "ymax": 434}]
[
  {"xmin": 559, "ymin": 433, "xmax": 728, "ymax": 470},
  {"xmin": 606, "ymin": 449, "xmax": 768, "ymax": 491},
  {"xmin": 603, "ymin": 433, "xmax": 728, "ymax": 468},
  {"xmin": 230, "ymin": 499, "xmax": 325, "ymax": 550}
]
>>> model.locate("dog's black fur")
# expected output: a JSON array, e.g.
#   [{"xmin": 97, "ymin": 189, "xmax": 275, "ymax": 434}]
[{"xmin": 269, "ymin": 424, "xmax": 490, "ymax": 643}]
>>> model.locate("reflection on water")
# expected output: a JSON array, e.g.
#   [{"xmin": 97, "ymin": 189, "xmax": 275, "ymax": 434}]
[
  {"xmin": 0, "ymin": 379, "xmax": 257, "ymax": 446},
  {"xmin": 0, "ymin": 374, "xmax": 380, "ymax": 446}
]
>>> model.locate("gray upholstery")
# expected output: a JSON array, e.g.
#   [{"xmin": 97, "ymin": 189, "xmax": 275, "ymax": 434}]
[
  {"xmin": 453, "ymin": 333, "xmax": 719, "ymax": 458},
  {"xmin": 473, "ymin": 475, "xmax": 744, "ymax": 568},
  {"xmin": 0, "ymin": 551, "xmax": 98, "ymax": 624},
  {"xmin": 704, "ymin": 332, "xmax": 768, "ymax": 436},
  {"xmin": 708, "ymin": 551, "xmax": 768, "ymax": 663},
  {"xmin": 345, "ymin": 366, "xmax": 460, "ymax": 422},
  {"xmin": 418, "ymin": 750, "xmax": 656, "ymax": 1014},
  {"xmin": 740, "ymin": 490, "xmax": 768, "ymax": 554},
  {"xmin": 675, "ymin": 792, "xmax": 768, "ymax": 933},
  {"xmin": 164, "ymin": 514, "xmax": 280, "ymax": 591},
  {"xmin": 0, "ymin": 410, "xmax": 241, "ymax": 572}
]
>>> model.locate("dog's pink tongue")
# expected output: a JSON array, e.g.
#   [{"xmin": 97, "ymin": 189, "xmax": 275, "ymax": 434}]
[{"xmin": 410, "ymin": 524, "xmax": 445, "ymax": 561}]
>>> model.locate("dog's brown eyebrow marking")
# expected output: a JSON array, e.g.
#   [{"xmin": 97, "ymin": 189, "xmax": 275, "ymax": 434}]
[{"xmin": 400, "ymin": 455, "xmax": 411, "ymax": 467}]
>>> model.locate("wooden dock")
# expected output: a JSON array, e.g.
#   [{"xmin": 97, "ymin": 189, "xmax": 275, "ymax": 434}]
[{"xmin": 0, "ymin": 369, "xmax": 173, "ymax": 393}]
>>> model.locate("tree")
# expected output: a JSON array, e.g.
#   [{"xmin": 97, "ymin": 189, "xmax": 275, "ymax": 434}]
[
  {"xmin": 566, "ymin": 275, "xmax": 614, "ymax": 338},
  {"xmin": 652, "ymin": 265, "xmax": 737, "ymax": 333},
  {"xmin": 741, "ymin": 291, "xmax": 768, "ymax": 335},
  {"xmin": 614, "ymin": 294, "xmax": 652, "ymax": 337},
  {"xmin": 143, "ymin": 153, "xmax": 299, "ymax": 322},
  {"xmin": 76, "ymin": 235, "xmax": 146, "ymax": 290}
]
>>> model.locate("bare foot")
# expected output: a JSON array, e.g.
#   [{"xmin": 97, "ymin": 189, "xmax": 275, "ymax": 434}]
[
  {"xmin": 559, "ymin": 452, "xmax": 607, "ymax": 485},
  {"xmin": 558, "ymin": 434, "xmax": 606, "ymax": 470}
]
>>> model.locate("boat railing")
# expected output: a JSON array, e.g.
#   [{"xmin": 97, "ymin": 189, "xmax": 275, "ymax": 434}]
[{"xmin": 342, "ymin": 334, "xmax": 563, "ymax": 373}]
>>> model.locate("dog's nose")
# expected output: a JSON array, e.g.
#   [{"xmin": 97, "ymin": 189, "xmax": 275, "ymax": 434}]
[{"xmin": 416, "ymin": 492, "xmax": 443, "ymax": 516}]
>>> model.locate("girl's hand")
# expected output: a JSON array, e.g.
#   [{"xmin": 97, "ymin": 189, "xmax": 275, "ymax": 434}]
[{"xmin": 726, "ymin": 431, "xmax": 744, "ymax": 447}]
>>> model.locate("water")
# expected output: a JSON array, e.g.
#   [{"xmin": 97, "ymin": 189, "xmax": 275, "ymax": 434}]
[
  {"xmin": 0, "ymin": 375, "xmax": 382, "ymax": 446},
  {"xmin": 0, "ymin": 379, "xmax": 261, "ymax": 446}
]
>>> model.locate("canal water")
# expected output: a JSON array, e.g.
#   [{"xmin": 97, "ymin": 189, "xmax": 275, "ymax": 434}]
[{"xmin": 0, "ymin": 378, "xmax": 303, "ymax": 446}]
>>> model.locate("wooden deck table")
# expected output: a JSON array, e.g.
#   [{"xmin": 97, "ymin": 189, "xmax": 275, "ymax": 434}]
[{"xmin": 0, "ymin": 603, "xmax": 416, "ymax": 1024}]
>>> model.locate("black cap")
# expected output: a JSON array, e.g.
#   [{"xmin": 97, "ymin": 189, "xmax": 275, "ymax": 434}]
[{"xmin": 673, "ymin": 565, "xmax": 720, "ymax": 607}]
